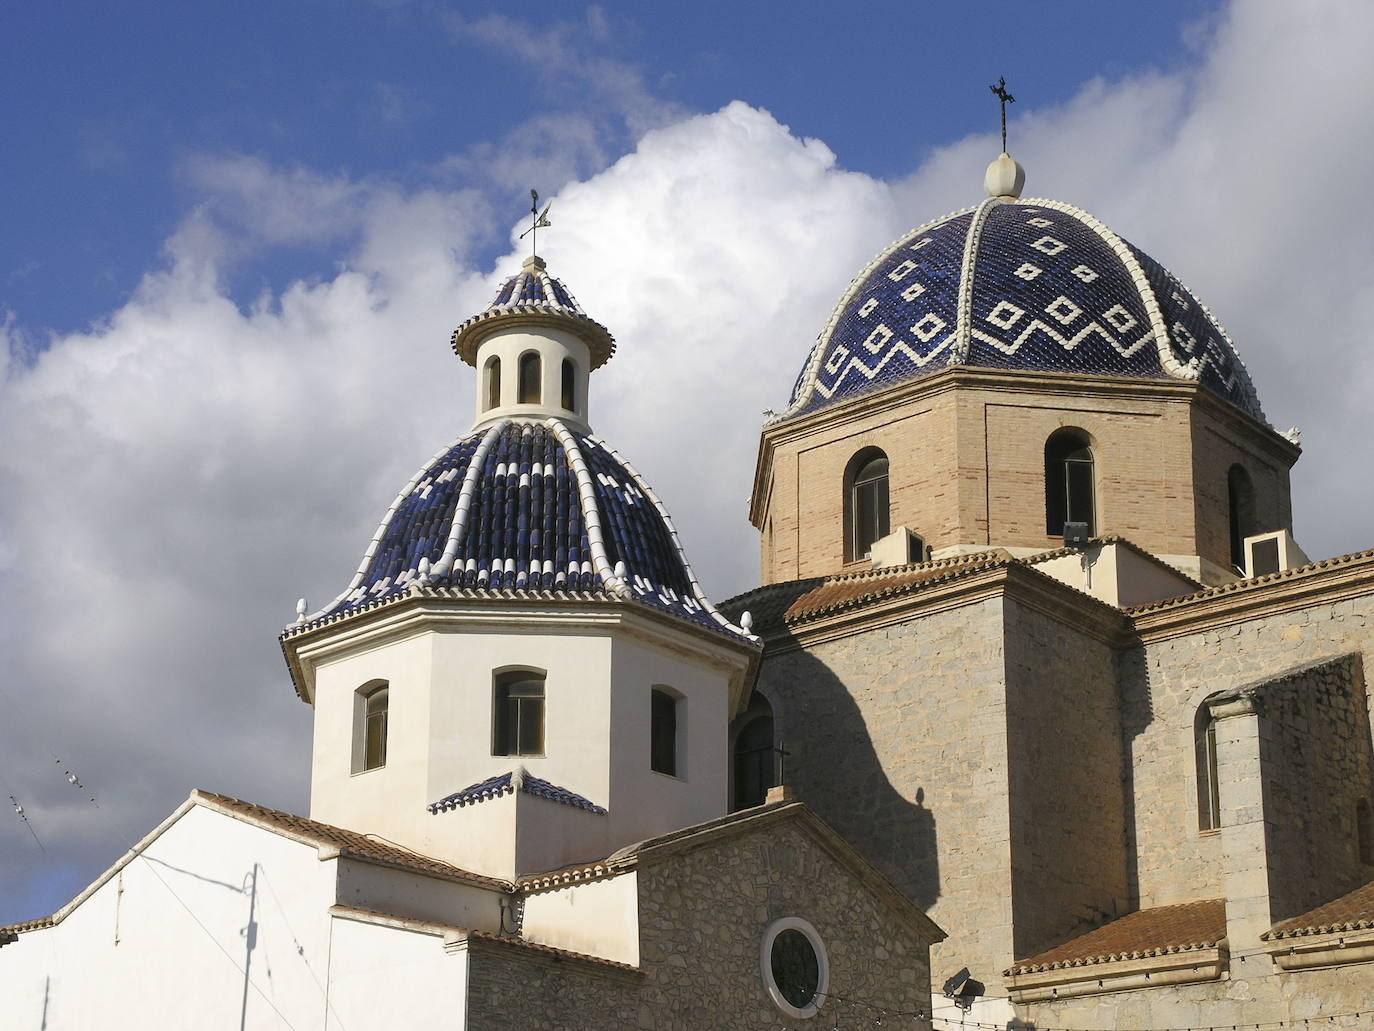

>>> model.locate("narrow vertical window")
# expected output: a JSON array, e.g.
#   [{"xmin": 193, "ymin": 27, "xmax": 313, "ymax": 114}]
[
  {"xmin": 1195, "ymin": 703, "xmax": 1221, "ymax": 831},
  {"xmin": 651, "ymin": 688, "xmax": 678, "ymax": 776},
  {"xmin": 561, "ymin": 358, "xmax": 576, "ymax": 411},
  {"xmin": 1045, "ymin": 429, "xmax": 1095, "ymax": 536},
  {"xmin": 518, "ymin": 351, "xmax": 542, "ymax": 404},
  {"xmin": 845, "ymin": 449, "xmax": 889, "ymax": 561},
  {"xmin": 493, "ymin": 671, "xmax": 545, "ymax": 756},
  {"xmin": 484, "ymin": 356, "xmax": 501, "ymax": 411},
  {"xmin": 731, "ymin": 694, "xmax": 776, "ymax": 811},
  {"xmin": 1228, "ymin": 464, "xmax": 1255, "ymax": 572},
  {"xmin": 361, "ymin": 684, "xmax": 389, "ymax": 772}
]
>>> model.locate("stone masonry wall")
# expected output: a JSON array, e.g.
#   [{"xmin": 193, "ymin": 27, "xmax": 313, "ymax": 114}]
[
  {"xmin": 1017, "ymin": 958, "xmax": 1374, "ymax": 1029},
  {"xmin": 1003, "ymin": 597, "xmax": 1130, "ymax": 962},
  {"xmin": 1256, "ymin": 654, "xmax": 1373, "ymax": 921},
  {"xmin": 466, "ymin": 948, "xmax": 640, "ymax": 1031},
  {"xmin": 466, "ymin": 819, "xmax": 936, "ymax": 1030},
  {"xmin": 634, "ymin": 820, "xmax": 934, "ymax": 1029},
  {"xmin": 1123, "ymin": 591, "xmax": 1374, "ymax": 910},
  {"xmin": 754, "ymin": 597, "xmax": 1014, "ymax": 992}
]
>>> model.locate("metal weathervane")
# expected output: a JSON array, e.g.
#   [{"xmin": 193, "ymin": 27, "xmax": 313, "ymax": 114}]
[
  {"xmin": 989, "ymin": 75, "xmax": 1015, "ymax": 153},
  {"xmin": 519, "ymin": 188, "xmax": 553, "ymax": 258}
]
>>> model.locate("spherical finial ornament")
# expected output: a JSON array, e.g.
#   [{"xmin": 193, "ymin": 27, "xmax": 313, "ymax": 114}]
[{"xmin": 984, "ymin": 152, "xmax": 1025, "ymax": 199}]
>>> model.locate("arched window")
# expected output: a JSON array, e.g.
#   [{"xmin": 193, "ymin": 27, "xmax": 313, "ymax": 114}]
[
  {"xmin": 518, "ymin": 351, "xmax": 542, "ymax": 404},
  {"xmin": 493, "ymin": 670, "xmax": 545, "ymax": 756},
  {"xmin": 1228, "ymin": 464, "xmax": 1255, "ymax": 572},
  {"xmin": 650, "ymin": 687, "xmax": 680, "ymax": 776},
  {"xmin": 845, "ymin": 448, "xmax": 890, "ymax": 561},
  {"xmin": 1195, "ymin": 702, "xmax": 1221, "ymax": 831},
  {"xmin": 483, "ymin": 356, "xmax": 501, "ymax": 411},
  {"xmin": 1045, "ymin": 429, "xmax": 1095, "ymax": 536},
  {"xmin": 561, "ymin": 358, "xmax": 576, "ymax": 411},
  {"xmin": 732, "ymin": 693, "xmax": 776, "ymax": 811},
  {"xmin": 356, "ymin": 683, "xmax": 389, "ymax": 773}
]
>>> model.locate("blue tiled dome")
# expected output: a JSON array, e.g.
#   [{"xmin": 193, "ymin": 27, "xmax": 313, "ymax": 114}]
[
  {"xmin": 301, "ymin": 419, "xmax": 750, "ymax": 642},
  {"xmin": 781, "ymin": 198, "xmax": 1264, "ymax": 422},
  {"xmin": 450, "ymin": 256, "xmax": 616, "ymax": 369}
]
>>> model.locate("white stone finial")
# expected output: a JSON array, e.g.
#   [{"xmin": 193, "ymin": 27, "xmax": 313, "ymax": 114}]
[
  {"xmin": 984, "ymin": 152, "xmax": 1025, "ymax": 199},
  {"xmin": 295, "ymin": 597, "xmax": 307, "ymax": 623},
  {"xmin": 417, "ymin": 557, "xmax": 431, "ymax": 585},
  {"xmin": 613, "ymin": 560, "xmax": 627, "ymax": 580},
  {"xmin": 741, "ymin": 610, "xmax": 754, "ymax": 633},
  {"xmin": 511, "ymin": 765, "xmax": 528, "ymax": 791}
]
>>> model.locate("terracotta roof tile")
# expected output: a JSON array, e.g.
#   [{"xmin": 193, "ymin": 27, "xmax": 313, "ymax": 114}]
[
  {"xmin": 0, "ymin": 915, "xmax": 54, "ymax": 936},
  {"xmin": 1126, "ymin": 547, "xmax": 1374, "ymax": 616},
  {"xmin": 1264, "ymin": 878, "xmax": 1374, "ymax": 940},
  {"xmin": 193, "ymin": 790, "xmax": 510, "ymax": 891},
  {"xmin": 723, "ymin": 551, "xmax": 1012, "ymax": 631},
  {"xmin": 1006, "ymin": 900, "xmax": 1226, "ymax": 975}
]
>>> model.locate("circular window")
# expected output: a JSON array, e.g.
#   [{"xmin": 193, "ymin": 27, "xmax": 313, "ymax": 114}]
[{"xmin": 760, "ymin": 916, "xmax": 829, "ymax": 1018}]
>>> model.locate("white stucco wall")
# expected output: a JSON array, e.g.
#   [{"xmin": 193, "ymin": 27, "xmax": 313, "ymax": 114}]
[
  {"xmin": 326, "ymin": 914, "xmax": 469, "ymax": 1030},
  {"xmin": 306, "ymin": 611, "xmax": 741, "ymax": 880},
  {"xmin": 0, "ymin": 803, "xmax": 488, "ymax": 1030},
  {"xmin": 519, "ymin": 872, "xmax": 640, "ymax": 965},
  {"xmin": 472, "ymin": 325, "xmax": 592, "ymax": 431}
]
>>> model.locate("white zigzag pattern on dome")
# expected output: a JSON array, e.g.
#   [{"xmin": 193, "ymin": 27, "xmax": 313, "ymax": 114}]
[
  {"xmin": 812, "ymin": 332, "xmax": 957, "ymax": 400},
  {"xmin": 774, "ymin": 204, "xmax": 976, "ymax": 422},
  {"xmin": 971, "ymin": 321, "xmax": 1154, "ymax": 360}
]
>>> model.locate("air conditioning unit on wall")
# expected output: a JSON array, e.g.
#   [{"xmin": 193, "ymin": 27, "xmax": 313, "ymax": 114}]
[
  {"xmin": 869, "ymin": 526, "xmax": 928, "ymax": 568},
  {"xmin": 1244, "ymin": 529, "xmax": 1309, "ymax": 578}
]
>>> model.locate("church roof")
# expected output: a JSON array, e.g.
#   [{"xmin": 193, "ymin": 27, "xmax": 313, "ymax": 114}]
[
  {"xmin": 1005, "ymin": 898, "xmax": 1226, "ymax": 975},
  {"xmin": 450, "ymin": 255, "xmax": 616, "ymax": 369},
  {"xmin": 1263, "ymin": 877, "xmax": 1374, "ymax": 941},
  {"xmin": 429, "ymin": 770, "xmax": 607, "ymax": 815},
  {"xmin": 779, "ymin": 197, "xmax": 1265, "ymax": 423},
  {"xmin": 291, "ymin": 419, "xmax": 753, "ymax": 644}
]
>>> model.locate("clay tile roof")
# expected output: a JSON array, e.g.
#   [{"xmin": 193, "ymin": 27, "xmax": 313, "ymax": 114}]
[
  {"xmin": 193, "ymin": 790, "xmax": 510, "ymax": 891},
  {"xmin": 1005, "ymin": 899, "xmax": 1226, "ymax": 975},
  {"xmin": 723, "ymin": 551, "xmax": 1012, "ymax": 631},
  {"xmin": 1264, "ymin": 878, "xmax": 1374, "ymax": 940},
  {"xmin": 0, "ymin": 915, "xmax": 54, "ymax": 936},
  {"xmin": 1126, "ymin": 547, "xmax": 1374, "ymax": 616}
]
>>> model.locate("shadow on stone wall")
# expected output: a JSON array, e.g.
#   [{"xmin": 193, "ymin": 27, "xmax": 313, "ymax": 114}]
[
  {"xmin": 751, "ymin": 644, "xmax": 942, "ymax": 914},
  {"xmin": 1117, "ymin": 646, "xmax": 1154, "ymax": 909}
]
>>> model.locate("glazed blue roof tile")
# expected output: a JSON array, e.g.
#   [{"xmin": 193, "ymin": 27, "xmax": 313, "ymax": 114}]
[
  {"xmin": 429, "ymin": 771, "xmax": 607, "ymax": 815},
  {"xmin": 308, "ymin": 419, "xmax": 750, "ymax": 642},
  {"xmin": 784, "ymin": 199, "xmax": 1265, "ymax": 423}
]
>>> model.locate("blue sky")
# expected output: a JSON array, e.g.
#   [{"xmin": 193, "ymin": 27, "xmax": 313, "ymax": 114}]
[
  {"xmin": 5, "ymin": 1, "xmax": 1211, "ymax": 337},
  {"xmin": 5, "ymin": 0, "xmax": 1374, "ymax": 928}
]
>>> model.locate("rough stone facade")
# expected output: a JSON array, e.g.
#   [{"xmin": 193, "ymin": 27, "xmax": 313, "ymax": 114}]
[
  {"xmin": 1123, "ymin": 585, "xmax": 1374, "ymax": 912},
  {"xmin": 465, "ymin": 815, "xmax": 938, "ymax": 1030},
  {"xmin": 754, "ymin": 596, "xmax": 1012, "ymax": 990}
]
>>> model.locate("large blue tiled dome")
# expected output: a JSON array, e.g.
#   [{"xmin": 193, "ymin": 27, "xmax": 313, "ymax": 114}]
[
  {"xmin": 780, "ymin": 197, "xmax": 1264, "ymax": 423},
  {"xmin": 298, "ymin": 418, "xmax": 749, "ymax": 641}
]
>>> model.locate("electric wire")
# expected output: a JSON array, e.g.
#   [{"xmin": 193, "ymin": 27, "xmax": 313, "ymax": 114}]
[{"xmin": 0, "ymin": 682, "xmax": 299, "ymax": 1029}]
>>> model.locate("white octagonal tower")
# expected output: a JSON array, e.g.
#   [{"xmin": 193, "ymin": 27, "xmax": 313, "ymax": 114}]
[{"xmin": 281, "ymin": 257, "xmax": 759, "ymax": 881}]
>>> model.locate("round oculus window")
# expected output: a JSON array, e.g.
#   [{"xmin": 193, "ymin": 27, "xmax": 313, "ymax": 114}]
[{"xmin": 761, "ymin": 917, "xmax": 829, "ymax": 1018}]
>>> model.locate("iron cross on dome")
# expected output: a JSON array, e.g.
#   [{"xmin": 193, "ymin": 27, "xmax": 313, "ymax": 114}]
[
  {"xmin": 989, "ymin": 76, "xmax": 1015, "ymax": 153},
  {"xmin": 519, "ymin": 189, "xmax": 553, "ymax": 258}
]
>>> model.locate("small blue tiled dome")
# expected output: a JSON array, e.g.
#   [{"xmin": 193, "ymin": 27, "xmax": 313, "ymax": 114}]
[
  {"xmin": 301, "ymin": 418, "xmax": 750, "ymax": 642},
  {"xmin": 451, "ymin": 255, "xmax": 616, "ymax": 369},
  {"xmin": 781, "ymin": 198, "xmax": 1265, "ymax": 423}
]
